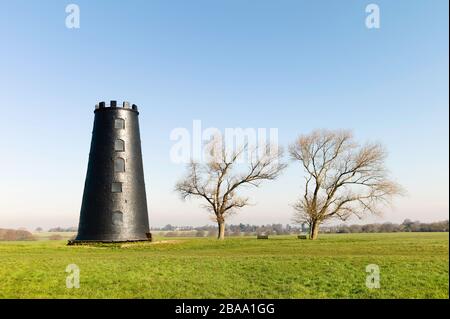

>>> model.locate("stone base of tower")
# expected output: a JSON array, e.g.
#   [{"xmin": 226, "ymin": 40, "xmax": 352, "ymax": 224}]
[{"xmin": 68, "ymin": 232, "xmax": 153, "ymax": 245}]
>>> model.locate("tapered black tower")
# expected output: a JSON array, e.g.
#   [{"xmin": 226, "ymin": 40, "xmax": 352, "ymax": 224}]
[{"xmin": 73, "ymin": 101, "xmax": 151, "ymax": 243}]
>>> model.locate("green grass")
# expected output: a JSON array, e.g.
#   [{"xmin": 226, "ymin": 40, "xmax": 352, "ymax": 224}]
[{"xmin": 0, "ymin": 233, "xmax": 448, "ymax": 299}]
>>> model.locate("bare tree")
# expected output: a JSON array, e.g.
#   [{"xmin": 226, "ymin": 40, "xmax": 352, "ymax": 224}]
[
  {"xmin": 289, "ymin": 130, "xmax": 404, "ymax": 240},
  {"xmin": 175, "ymin": 139, "xmax": 286, "ymax": 240}
]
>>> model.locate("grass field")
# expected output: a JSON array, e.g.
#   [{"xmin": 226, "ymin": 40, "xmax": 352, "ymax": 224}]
[{"xmin": 0, "ymin": 233, "xmax": 448, "ymax": 299}]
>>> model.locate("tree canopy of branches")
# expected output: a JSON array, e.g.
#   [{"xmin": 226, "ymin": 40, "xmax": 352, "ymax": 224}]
[
  {"xmin": 289, "ymin": 129, "xmax": 404, "ymax": 240},
  {"xmin": 175, "ymin": 140, "xmax": 286, "ymax": 240}
]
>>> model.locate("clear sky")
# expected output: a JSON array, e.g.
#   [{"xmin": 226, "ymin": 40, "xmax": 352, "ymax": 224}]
[{"xmin": 0, "ymin": 0, "xmax": 448, "ymax": 229}]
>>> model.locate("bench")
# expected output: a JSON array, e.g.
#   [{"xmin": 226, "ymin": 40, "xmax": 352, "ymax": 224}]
[
  {"xmin": 257, "ymin": 235, "xmax": 269, "ymax": 240},
  {"xmin": 298, "ymin": 235, "xmax": 308, "ymax": 240}
]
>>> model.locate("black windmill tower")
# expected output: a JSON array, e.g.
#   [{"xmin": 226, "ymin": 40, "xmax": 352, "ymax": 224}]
[{"xmin": 73, "ymin": 101, "xmax": 151, "ymax": 243}]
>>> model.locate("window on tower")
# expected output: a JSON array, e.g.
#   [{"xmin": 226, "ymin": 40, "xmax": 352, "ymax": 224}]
[
  {"xmin": 112, "ymin": 211, "xmax": 123, "ymax": 226},
  {"xmin": 111, "ymin": 182, "xmax": 122, "ymax": 193},
  {"xmin": 114, "ymin": 118, "xmax": 125, "ymax": 129},
  {"xmin": 115, "ymin": 139, "xmax": 125, "ymax": 152},
  {"xmin": 114, "ymin": 158, "xmax": 125, "ymax": 172}
]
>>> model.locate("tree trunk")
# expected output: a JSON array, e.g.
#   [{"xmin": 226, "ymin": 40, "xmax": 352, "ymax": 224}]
[
  {"xmin": 217, "ymin": 221, "xmax": 225, "ymax": 240},
  {"xmin": 309, "ymin": 221, "xmax": 320, "ymax": 240}
]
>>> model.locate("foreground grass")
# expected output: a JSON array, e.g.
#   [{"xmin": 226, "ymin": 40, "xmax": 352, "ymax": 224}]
[{"xmin": 0, "ymin": 233, "xmax": 448, "ymax": 299}]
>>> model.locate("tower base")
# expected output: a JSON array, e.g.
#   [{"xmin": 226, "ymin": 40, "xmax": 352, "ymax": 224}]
[{"xmin": 67, "ymin": 233, "xmax": 152, "ymax": 245}]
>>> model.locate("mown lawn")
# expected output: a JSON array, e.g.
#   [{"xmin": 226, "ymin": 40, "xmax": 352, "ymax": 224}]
[{"xmin": 0, "ymin": 233, "xmax": 448, "ymax": 299}]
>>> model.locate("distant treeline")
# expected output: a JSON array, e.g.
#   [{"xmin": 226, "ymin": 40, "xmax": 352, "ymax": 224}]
[
  {"xmin": 1, "ymin": 219, "xmax": 447, "ymax": 241},
  {"xmin": 152, "ymin": 224, "xmax": 302, "ymax": 237},
  {"xmin": 45, "ymin": 227, "xmax": 78, "ymax": 232},
  {"xmin": 0, "ymin": 229, "xmax": 72, "ymax": 241},
  {"xmin": 324, "ymin": 220, "xmax": 449, "ymax": 234},
  {"xmin": 0, "ymin": 228, "xmax": 35, "ymax": 241},
  {"xmin": 152, "ymin": 220, "xmax": 449, "ymax": 237}
]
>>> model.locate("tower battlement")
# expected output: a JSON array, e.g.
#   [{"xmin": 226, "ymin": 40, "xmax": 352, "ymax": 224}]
[{"xmin": 95, "ymin": 100, "xmax": 138, "ymax": 112}]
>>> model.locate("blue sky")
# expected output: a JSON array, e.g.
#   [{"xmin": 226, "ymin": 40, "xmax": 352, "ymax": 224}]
[{"xmin": 0, "ymin": 0, "xmax": 448, "ymax": 229}]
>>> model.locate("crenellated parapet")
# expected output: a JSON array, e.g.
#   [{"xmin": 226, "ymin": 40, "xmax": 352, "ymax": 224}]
[{"xmin": 95, "ymin": 100, "xmax": 139, "ymax": 113}]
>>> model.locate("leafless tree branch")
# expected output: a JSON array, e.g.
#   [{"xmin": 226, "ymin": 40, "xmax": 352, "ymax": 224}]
[
  {"xmin": 175, "ymin": 138, "xmax": 287, "ymax": 239},
  {"xmin": 290, "ymin": 129, "xmax": 404, "ymax": 239}
]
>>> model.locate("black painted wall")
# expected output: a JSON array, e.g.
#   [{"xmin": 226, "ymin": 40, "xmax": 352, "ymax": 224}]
[{"xmin": 75, "ymin": 101, "xmax": 150, "ymax": 242}]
